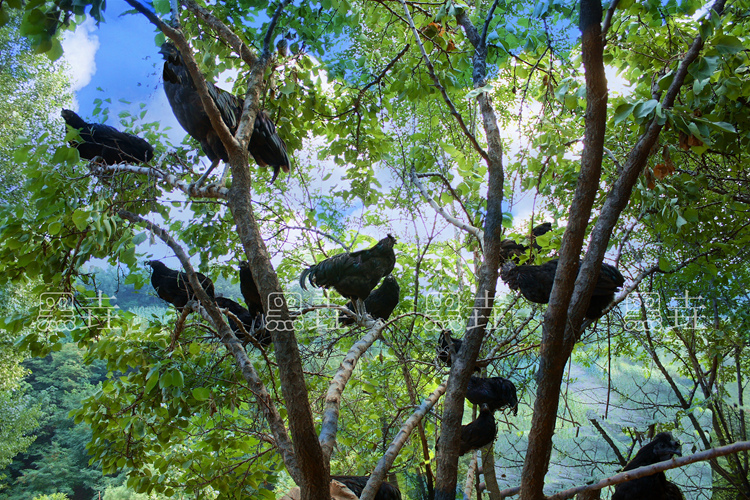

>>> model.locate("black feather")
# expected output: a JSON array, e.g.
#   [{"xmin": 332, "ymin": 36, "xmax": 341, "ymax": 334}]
[
  {"xmin": 239, "ymin": 261, "xmax": 264, "ymax": 316},
  {"xmin": 437, "ymin": 331, "xmax": 480, "ymax": 372},
  {"xmin": 500, "ymin": 259, "xmax": 624, "ymax": 319},
  {"xmin": 61, "ymin": 109, "xmax": 154, "ymax": 165},
  {"xmin": 331, "ymin": 475, "xmax": 402, "ymax": 500},
  {"xmin": 466, "ymin": 376, "xmax": 518, "ymax": 415},
  {"xmin": 159, "ymin": 43, "xmax": 290, "ymax": 181},
  {"xmin": 299, "ymin": 235, "xmax": 396, "ymax": 303},
  {"xmin": 339, "ymin": 275, "xmax": 400, "ymax": 325},
  {"xmin": 214, "ymin": 296, "xmax": 270, "ymax": 347},
  {"xmin": 458, "ymin": 404, "xmax": 497, "ymax": 455},
  {"xmin": 147, "ymin": 260, "xmax": 214, "ymax": 311},
  {"xmin": 498, "ymin": 222, "xmax": 552, "ymax": 263},
  {"xmin": 612, "ymin": 432, "xmax": 684, "ymax": 500}
]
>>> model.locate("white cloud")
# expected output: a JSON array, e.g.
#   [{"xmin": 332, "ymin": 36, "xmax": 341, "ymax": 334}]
[{"xmin": 61, "ymin": 18, "xmax": 100, "ymax": 108}]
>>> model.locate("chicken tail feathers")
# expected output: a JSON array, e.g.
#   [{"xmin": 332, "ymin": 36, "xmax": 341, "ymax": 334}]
[{"xmin": 299, "ymin": 267, "xmax": 312, "ymax": 290}]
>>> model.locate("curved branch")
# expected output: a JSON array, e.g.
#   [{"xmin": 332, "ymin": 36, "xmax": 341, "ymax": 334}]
[
  {"xmin": 410, "ymin": 165, "xmax": 485, "ymax": 250},
  {"xmin": 124, "ymin": 0, "xmax": 240, "ymax": 161},
  {"xmin": 90, "ymin": 164, "xmax": 229, "ymax": 200},
  {"xmin": 319, "ymin": 318, "xmax": 386, "ymax": 459},
  {"xmin": 263, "ymin": 0, "xmax": 293, "ymax": 58},
  {"xmin": 180, "ymin": 0, "xmax": 259, "ymax": 66},
  {"xmin": 117, "ymin": 210, "xmax": 302, "ymax": 482},
  {"xmin": 547, "ymin": 440, "xmax": 750, "ymax": 500},
  {"xmin": 359, "ymin": 382, "xmax": 448, "ymax": 500},
  {"xmin": 398, "ymin": 0, "xmax": 489, "ymax": 161}
]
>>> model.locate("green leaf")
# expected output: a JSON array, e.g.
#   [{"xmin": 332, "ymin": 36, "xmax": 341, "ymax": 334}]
[
  {"xmin": 192, "ymin": 387, "xmax": 211, "ymax": 401},
  {"xmin": 688, "ymin": 56, "xmax": 719, "ymax": 81},
  {"xmin": 712, "ymin": 35, "xmax": 744, "ymax": 54},
  {"xmin": 633, "ymin": 100, "xmax": 658, "ymax": 120},
  {"xmin": 72, "ymin": 209, "xmax": 90, "ymax": 231},
  {"xmin": 613, "ymin": 103, "xmax": 634, "ymax": 125}
]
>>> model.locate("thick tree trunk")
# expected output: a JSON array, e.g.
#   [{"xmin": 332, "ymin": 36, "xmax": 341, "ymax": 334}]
[{"xmin": 519, "ymin": 1, "xmax": 608, "ymax": 498}]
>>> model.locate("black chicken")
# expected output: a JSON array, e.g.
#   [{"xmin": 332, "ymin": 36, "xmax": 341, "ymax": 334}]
[
  {"xmin": 612, "ymin": 432, "xmax": 684, "ymax": 500},
  {"xmin": 500, "ymin": 258, "xmax": 625, "ymax": 319},
  {"xmin": 466, "ymin": 376, "xmax": 518, "ymax": 415},
  {"xmin": 299, "ymin": 235, "xmax": 397, "ymax": 316},
  {"xmin": 498, "ymin": 222, "xmax": 552, "ymax": 263},
  {"xmin": 159, "ymin": 42, "xmax": 290, "ymax": 184},
  {"xmin": 239, "ymin": 261, "xmax": 264, "ymax": 316},
  {"xmin": 458, "ymin": 404, "xmax": 497, "ymax": 455},
  {"xmin": 147, "ymin": 260, "xmax": 215, "ymax": 311},
  {"xmin": 437, "ymin": 331, "xmax": 480, "ymax": 372},
  {"xmin": 331, "ymin": 475, "xmax": 402, "ymax": 500},
  {"xmin": 214, "ymin": 296, "xmax": 270, "ymax": 347},
  {"xmin": 339, "ymin": 275, "xmax": 400, "ymax": 326},
  {"xmin": 61, "ymin": 109, "xmax": 154, "ymax": 165}
]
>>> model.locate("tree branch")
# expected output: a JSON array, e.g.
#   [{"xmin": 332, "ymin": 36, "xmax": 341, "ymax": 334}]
[
  {"xmin": 117, "ymin": 210, "xmax": 302, "ymax": 482},
  {"xmin": 180, "ymin": 0, "xmax": 258, "ymax": 66},
  {"xmin": 547, "ymin": 441, "xmax": 750, "ymax": 500},
  {"xmin": 89, "ymin": 164, "xmax": 229, "ymax": 200},
  {"xmin": 410, "ymin": 165, "xmax": 484, "ymax": 250},
  {"xmin": 399, "ymin": 0, "xmax": 489, "ymax": 161},
  {"xmin": 359, "ymin": 382, "xmax": 448, "ymax": 500},
  {"xmin": 319, "ymin": 319, "xmax": 387, "ymax": 459}
]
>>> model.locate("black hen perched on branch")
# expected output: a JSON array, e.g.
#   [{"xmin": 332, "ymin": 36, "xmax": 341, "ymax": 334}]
[
  {"xmin": 331, "ymin": 475, "xmax": 402, "ymax": 500},
  {"xmin": 159, "ymin": 42, "xmax": 290, "ymax": 184},
  {"xmin": 299, "ymin": 235, "xmax": 397, "ymax": 316},
  {"xmin": 239, "ymin": 261, "xmax": 264, "ymax": 317},
  {"xmin": 214, "ymin": 296, "xmax": 270, "ymax": 347},
  {"xmin": 500, "ymin": 258, "xmax": 625, "ymax": 319},
  {"xmin": 466, "ymin": 376, "xmax": 519, "ymax": 415},
  {"xmin": 339, "ymin": 275, "xmax": 400, "ymax": 325},
  {"xmin": 62, "ymin": 109, "xmax": 154, "ymax": 165},
  {"xmin": 147, "ymin": 260, "xmax": 214, "ymax": 311},
  {"xmin": 498, "ymin": 222, "xmax": 552, "ymax": 263},
  {"xmin": 612, "ymin": 432, "xmax": 684, "ymax": 500},
  {"xmin": 458, "ymin": 404, "xmax": 497, "ymax": 455}
]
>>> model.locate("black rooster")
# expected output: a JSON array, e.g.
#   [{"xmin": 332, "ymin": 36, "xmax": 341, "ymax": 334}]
[
  {"xmin": 437, "ymin": 331, "xmax": 480, "ymax": 372},
  {"xmin": 239, "ymin": 261, "xmax": 264, "ymax": 316},
  {"xmin": 214, "ymin": 296, "xmax": 270, "ymax": 347},
  {"xmin": 62, "ymin": 109, "xmax": 154, "ymax": 165},
  {"xmin": 466, "ymin": 376, "xmax": 518, "ymax": 415},
  {"xmin": 159, "ymin": 42, "xmax": 290, "ymax": 184},
  {"xmin": 339, "ymin": 275, "xmax": 400, "ymax": 326},
  {"xmin": 500, "ymin": 258, "xmax": 625, "ymax": 319},
  {"xmin": 299, "ymin": 235, "xmax": 397, "ymax": 316},
  {"xmin": 147, "ymin": 260, "xmax": 215, "ymax": 311},
  {"xmin": 331, "ymin": 475, "xmax": 402, "ymax": 500},
  {"xmin": 612, "ymin": 432, "xmax": 684, "ymax": 500},
  {"xmin": 458, "ymin": 404, "xmax": 497, "ymax": 455},
  {"xmin": 498, "ymin": 222, "xmax": 552, "ymax": 263}
]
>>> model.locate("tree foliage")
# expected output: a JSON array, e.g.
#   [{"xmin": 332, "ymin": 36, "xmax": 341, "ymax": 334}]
[{"xmin": 1, "ymin": 0, "xmax": 749, "ymax": 499}]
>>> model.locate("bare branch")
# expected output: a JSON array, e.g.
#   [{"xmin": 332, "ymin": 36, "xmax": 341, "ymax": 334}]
[
  {"xmin": 359, "ymin": 382, "xmax": 448, "ymax": 500},
  {"xmin": 601, "ymin": 0, "xmax": 621, "ymax": 38},
  {"xmin": 263, "ymin": 0, "xmax": 293, "ymax": 58},
  {"xmin": 547, "ymin": 441, "xmax": 750, "ymax": 500},
  {"xmin": 411, "ymin": 165, "xmax": 485, "ymax": 250},
  {"xmin": 89, "ymin": 164, "xmax": 229, "ymax": 200},
  {"xmin": 180, "ymin": 0, "xmax": 258, "ymax": 66},
  {"xmin": 319, "ymin": 319, "xmax": 387, "ymax": 459}
]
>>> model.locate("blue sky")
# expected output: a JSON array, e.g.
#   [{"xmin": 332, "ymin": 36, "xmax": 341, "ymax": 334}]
[{"xmin": 62, "ymin": 2, "xmax": 181, "ymax": 134}]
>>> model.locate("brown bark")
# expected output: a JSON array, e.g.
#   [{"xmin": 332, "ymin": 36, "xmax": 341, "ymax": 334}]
[
  {"xmin": 433, "ymin": 3, "xmax": 505, "ymax": 497},
  {"xmin": 520, "ymin": 1, "xmax": 728, "ymax": 499},
  {"xmin": 520, "ymin": 2, "xmax": 608, "ymax": 497}
]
